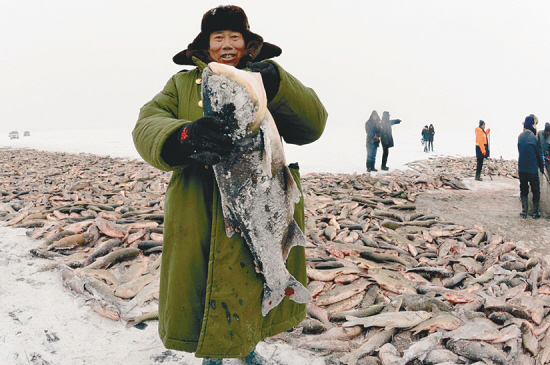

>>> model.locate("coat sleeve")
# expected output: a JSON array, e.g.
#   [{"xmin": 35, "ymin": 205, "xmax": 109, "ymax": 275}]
[
  {"xmin": 265, "ymin": 61, "xmax": 328, "ymax": 145},
  {"xmin": 132, "ymin": 74, "xmax": 191, "ymax": 171}
]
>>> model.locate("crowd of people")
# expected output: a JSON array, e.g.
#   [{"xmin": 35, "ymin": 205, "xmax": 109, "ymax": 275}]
[
  {"xmin": 364, "ymin": 112, "xmax": 549, "ymax": 220},
  {"xmin": 473, "ymin": 115, "xmax": 549, "ymax": 219}
]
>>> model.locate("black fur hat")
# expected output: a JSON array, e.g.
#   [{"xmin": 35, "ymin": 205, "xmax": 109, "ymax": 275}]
[{"xmin": 172, "ymin": 5, "xmax": 282, "ymax": 67}]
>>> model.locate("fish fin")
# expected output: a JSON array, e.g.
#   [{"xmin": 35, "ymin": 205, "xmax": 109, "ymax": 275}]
[
  {"xmin": 283, "ymin": 166, "xmax": 301, "ymax": 204},
  {"xmin": 260, "ymin": 127, "xmax": 272, "ymax": 177},
  {"xmin": 219, "ymin": 202, "xmax": 238, "ymax": 238},
  {"xmin": 282, "ymin": 220, "xmax": 307, "ymax": 260},
  {"xmin": 224, "ymin": 222, "xmax": 235, "ymax": 238}
]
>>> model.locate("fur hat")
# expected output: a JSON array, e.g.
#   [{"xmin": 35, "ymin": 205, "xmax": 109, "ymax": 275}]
[{"xmin": 172, "ymin": 5, "xmax": 282, "ymax": 67}]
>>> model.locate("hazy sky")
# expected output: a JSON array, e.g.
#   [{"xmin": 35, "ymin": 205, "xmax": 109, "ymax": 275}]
[{"xmin": 2, "ymin": 1, "xmax": 550, "ymax": 161}]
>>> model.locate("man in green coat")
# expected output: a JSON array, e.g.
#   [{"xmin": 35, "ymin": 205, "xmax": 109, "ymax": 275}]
[{"xmin": 132, "ymin": 5, "xmax": 327, "ymax": 364}]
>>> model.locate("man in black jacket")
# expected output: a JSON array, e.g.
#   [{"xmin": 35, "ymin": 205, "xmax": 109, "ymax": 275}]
[
  {"xmin": 518, "ymin": 114, "xmax": 544, "ymax": 218},
  {"xmin": 379, "ymin": 111, "xmax": 401, "ymax": 170}
]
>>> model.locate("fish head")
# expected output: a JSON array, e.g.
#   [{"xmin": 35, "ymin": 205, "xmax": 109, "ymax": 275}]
[{"xmin": 203, "ymin": 63, "xmax": 267, "ymax": 138}]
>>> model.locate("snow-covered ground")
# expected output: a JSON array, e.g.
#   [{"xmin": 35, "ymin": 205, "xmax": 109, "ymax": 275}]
[{"xmin": 0, "ymin": 224, "xmax": 324, "ymax": 365}]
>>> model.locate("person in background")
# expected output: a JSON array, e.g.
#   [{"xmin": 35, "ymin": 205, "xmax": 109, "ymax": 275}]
[
  {"xmin": 365, "ymin": 110, "xmax": 381, "ymax": 172},
  {"xmin": 132, "ymin": 5, "xmax": 327, "ymax": 364},
  {"xmin": 421, "ymin": 125, "xmax": 429, "ymax": 152},
  {"xmin": 475, "ymin": 120, "xmax": 490, "ymax": 181},
  {"xmin": 379, "ymin": 111, "xmax": 401, "ymax": 171},
  {"xmin": 537, "ymin": 122, "xmax": 550, "ymax": 175},
  {"xmin": 427, "ymin": 124, "xmax": 435, "ymax": 152},
  {"xmin": 518, "ymin": 114, "xmax": 544, "ymax": 219}
]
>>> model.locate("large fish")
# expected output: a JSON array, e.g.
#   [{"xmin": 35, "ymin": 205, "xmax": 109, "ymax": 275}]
[{"xmin": 201, "ymin": 62, "xmax": 312, "ymax": 316}]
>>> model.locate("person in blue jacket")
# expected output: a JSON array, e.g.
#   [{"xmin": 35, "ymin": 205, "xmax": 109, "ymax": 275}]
[{"xmin": 518, "ymin": 114, "xmax": 544, "ymax": 218}]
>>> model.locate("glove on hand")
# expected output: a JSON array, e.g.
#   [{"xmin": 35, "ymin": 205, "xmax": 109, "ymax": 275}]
[
  {"xmin": 247, "ymin": 61, "xmax": 280, "ymax": 102},
  {"xmin": 178, "ymin": 115, "xmax": 234, "ymax": 165}
]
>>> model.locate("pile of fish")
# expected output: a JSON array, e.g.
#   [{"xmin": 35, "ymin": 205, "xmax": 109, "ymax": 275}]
[
  {"xmin": 0, "ymin": 148, "xmax": 170, "ymax": 325},
  {"xmin": 409, "ymin": 156, "xmax": 518, "ymax": 185},
  {"xmin": 267, "ymin": 166, "xmax": 550, "ymax": 365},
  {"xmin": 2, "ymin": 148, "xmax": 548, "ymax": 365}
]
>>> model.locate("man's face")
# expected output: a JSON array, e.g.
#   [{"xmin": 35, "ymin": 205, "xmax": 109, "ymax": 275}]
[
  {"xmin": 208, "ymin": 30, "xmax": 245, "ymax": 66},
  {"xmin": 545, "ymin": 129, "xmax": 550, "ymax": 137}
]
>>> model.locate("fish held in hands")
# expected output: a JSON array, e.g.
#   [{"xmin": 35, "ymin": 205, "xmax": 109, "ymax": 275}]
[{"xmin": 202, "ymin": 62, "xmax": 311, "ymax": 316}]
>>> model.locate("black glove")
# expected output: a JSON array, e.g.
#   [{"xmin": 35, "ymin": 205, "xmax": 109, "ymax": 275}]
[
  {"xmin": 178, "ymin": 115, "xmax": 234, "ymax": 165},
  {"xmin": 247, "ymin": 61, "xmax": 280, "ymax": 102}
]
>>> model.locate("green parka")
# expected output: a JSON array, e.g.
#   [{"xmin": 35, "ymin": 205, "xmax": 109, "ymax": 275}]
[{"xmin": 132, "ymin": 59, "xmax": 327, "ymax": 358}]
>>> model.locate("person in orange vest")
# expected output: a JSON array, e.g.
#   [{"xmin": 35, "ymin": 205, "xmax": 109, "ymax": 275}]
[{"xmin": 475, "ymin": 120, "xmax": 490, "ymax": 181}]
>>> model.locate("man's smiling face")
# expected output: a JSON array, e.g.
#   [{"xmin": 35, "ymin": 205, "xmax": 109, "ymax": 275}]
[{"xmin": 208, "ymin": 30, "xmax": 245, "ymax": 66}]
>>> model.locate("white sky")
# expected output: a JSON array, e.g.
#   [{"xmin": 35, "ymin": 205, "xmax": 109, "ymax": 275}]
[{"xmin": 2, "ymin": 0, "xmax": 550, "ymax": 159}]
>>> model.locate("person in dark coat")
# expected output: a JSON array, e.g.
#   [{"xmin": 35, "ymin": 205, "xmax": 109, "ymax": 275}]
[
  {"xmin": 427, "ymin": 124, "xmax": 435, "ymax": 151},
  {"xmin": 518, "ymin": 114, "xmax": 544, "ymax": 218},
  {"xmin": 475, "ymin": 120, "xmax": 490, "ymax": 180},
  {"xmin": 379, "ymin": 111, "xmax": 401, "ymax": 170},
  {"xmin": 537, "ymin": 122, "xmax": 550, "ymax": 175},
  {"xmin": 365, "ymin": 110, "xmax": 380, "ymax": 172},
  {"xmin": 421, "ymin": 125, "xmax": 429, "ymax": 152}
]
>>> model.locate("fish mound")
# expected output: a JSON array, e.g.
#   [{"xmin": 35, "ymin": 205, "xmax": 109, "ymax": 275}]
[{"xmin": 1, "ymin": 149, "xmax": 548, "ymax": 364}]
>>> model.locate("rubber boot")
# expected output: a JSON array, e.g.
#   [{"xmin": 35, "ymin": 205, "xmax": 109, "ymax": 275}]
[
  {"xmin": 244, "ymin": 348, "xmax": 269, "ymax": 365},
  {"xmin": 381, "ymin": 154, "xmax": 389, "ymax": 170},
  {"xmin": 202, "ymin": 358, "xmax": 223, "ymax": 365},
  {"xmin": 370, "ymin": 162, "xmax": 378, "ymax": 172},
  {"xmin": 367, "ymin": 161, "xmax": 372, "ymax": 172},
  {"xmin": 520, "ymin": 196, "xmax": 528, "ymax": 218},
  {"xmin": 475, "ymin": 174, "xmax": 482, "ymax": 181},
  {"xmin": 533, "ymin": 200, "xmax": 541, "ymax": 219}
]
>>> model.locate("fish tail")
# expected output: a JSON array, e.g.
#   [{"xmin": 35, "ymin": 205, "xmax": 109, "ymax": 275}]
[
  {"xmin": 342, "ymin": 315, "xmax": 360, "ymax": 328},
  {"xmin": 261, "ymin": 286, "xmax": 284, "ymax": 317},
  {"xmin": 282, "ymin": 220, "xmax": 307, "ymax": 260},
  {"xmin": 260, "ymin": 274, "xmax": 312, "ymax": 317},
  {"xmin": 284, "ymin": 274, "xmax": 312, "ymax": 304}
]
